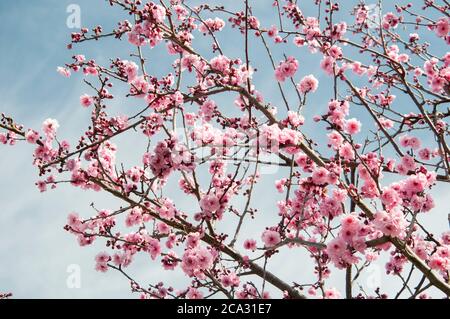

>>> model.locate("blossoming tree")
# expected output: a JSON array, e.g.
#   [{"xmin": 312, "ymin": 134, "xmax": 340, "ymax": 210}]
[{"xmin": 1, "ymin": 0, "xmax": 450, "ymax": 299}]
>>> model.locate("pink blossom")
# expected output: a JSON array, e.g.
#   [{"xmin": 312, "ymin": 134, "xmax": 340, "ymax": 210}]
[
  {"xmin": 57, "ymin": 66, "xmax": 71, "ymax": 77},
  {"xmin": 400, "ymin": 155, "xmax": 416, "ymax": 172},
  {"xmin": 386, "ymin": 253, "xmax": 407, "ymax": 275},
  {"xmin": 307, "ymin": 287, "xmax": 317, "ymax": 296},
  {"xmin": 157, "ymin": 222, "xmax": 170, "ymax": 234},
  {"xmin": 381, "ymin": 187, "xmax": 402, "ymax": 211},
  {"xmin": 429, "ymin": 246, "xmax": 450, "ymax": 272},
  {"xmin": 403, "ymin": 173, "xmax": 429, "ymax": 194},
  {"xmin": 0, "ymin": 133, "xmax": 7, "ymax": 145},
  {"xmin": 200, "ymin": 194, "xmax": 220, "ymax": 213},
  {"xmin": 344, "ymin": 118, "xmax": 361, "ymax": 135},
  {"xmin": 399, "ymin": 135, "xmax": 421, "ymax": 150},
  {"xmin": 303, "ymin": 17, "xmax": 321, "ymax": 40},
  {"xmin": 200, "ymin": 100, "xmax": 216, "ymax": 122},
  {"xmin": 320, "ymin": 197, "xmax": 343, "ymax": 218},
  {"xmin": 419, "ymin": 148, "xmax": 432, "ymax": 161},
  {"xmin": 199, "ymin": 18, "xmax": 225, "ymax": 33},
  {"xmin": 95, "ymin": 251, "xmax": 110, "ymax": 264},
  {"xmin": 210, "ymin": 55, "xmax": 231, "ymax": 73},
  {"xmin": 147, "ymin": 237, "xmax": 161, "ymax": 260},
  {"xmin": 297, "ymin": 74, "xmax": 319, "ymax": 93},
  {"xmin": 95, "ymin": 262, "xmax": 108, "ymax": 272},
  {"xmin": 243, "ymin": 239, "xmax": 257, "ymax": 251},
  {"xmin": 84, "ymin": 66, "xmax": 98, "ymax": 76},
  {"xmin": 157, "ymin": 199, "xmax": 177, "ymax": 220},
  {"xmin": 248, "ymin": 16, "xmax": 260, "ymax": 29},
  {"xmin": 442, "ymin": 232, "xmax": 450, "ymax": 245},
  {"xmin": 409, "ymin": 33, "xmax": 420, "ymax": 42},
  {"xmin": 324, "ymin": 287, "xmax": 341, "ymax": 299},
  {"xmin": 293, "ymin": 36, "xmax": 305, "ymax": 47},
  {"xmin": 275, "ymin": 178, "xmax": 286, "ymax": 193},
  {"xmin": 25, "ymin": 129, "xmax": 39, "ymax": 144},
  {"xmin": 320, "ymin": 56, "xmax": 335, "ymax": 76},
  {"xmin": 186, "ymin": 233, "xmax": 201, "ymax": 249},
  {"xmin": 220, "ymin": 272, "xmax": 240, "ymax": 288},
  {"xmin": 355, "ymin": 6, "xmax": 368, "ymax": 24},
  {"xmin": 331, "ymin": 22, "xmax": 347, "ymax": 40},
  {"xmin": 409, "ymin": 137, "xmax": 421, "ymax": 150},
  {"xmin": 186, "ymin": 287, "xmax": 203, "ymax": 299},
  {"xmin": 379, "ymin": 94, "xmax": 396, "ymax": 107},
  {"xmin": 287, "ymin": 111, "xmax": 304, "ymax": 127},
  {"xmin": 435, "ymin": 18, "xmax": 449, "ymax": 38},
  {"xmin": 339, "ymin": 142, "xmax": 355, "ymax": 160},
  {"xmin": 312, "ymin": 167, "xmax": 329, "ymax": 185},
  {"xmin": 149, "ymin": 3, "xmax": 166, "ymax": 23},
  {"xmin": 181, "ymin": 246, "xmax": 214, "ymax": 276},
  {"xmin": 327, "ymin": 130, "xmax": 344, "ymax": 150},
  {"xmin": 36, "ymin": 180, "xmax": 47, "ymax": 193},
  {"xmin": 261, "ymin": 230, "xmax": 281, "ymax": 247},
  {"xmin": 382, "ymin": 12, "xmax": 400, "ymax": 30},
  {"xmin": 373, "ymin": 209, "xmax": 408, "ymax": 238},
  {"xmin": 351, "ymin": 61, "xmax": 366, "ymax": 76},
  {"xmin": 329, "ymin": 45, "xmax": 343, "ymax": 59},
  {"xmin": 326, "ymin": 237, "xmax": 347, "ymax": 266},
  {"xmin": 123, "ymin": 60, "xmax": 139, "ymax": 82},
  {"xmin": 42, "ymin": 118, "xmax": 59, "ymax": 138},
  {"xmin": 130, "ymin": 76, "xmax": 150, "ymax": 97},
  {"xmin": 275, "ymin": 56, "xmax": 298, "ymax": 82},
  {"xmin": 341, "ymin": 214, "xmax": 360, "ymax": 232},
  {"xmin": 125, "ymin": 207, "xmax": 143, "ymax": 227},
  {"xmin": 74, "ymin": 54, "xmax": 85, "ymax": 62},
  {"xmin": 161, "ymin": 250, "xmax": 178, "ymax": 270},
  {"xmin": 80, "ymin": 94, "xmax": 93, "ymax": 107},
  {"xmin": 430, "ymin": 76, "xmax": 446, "ymax": 93},
  {"xmin": 267, "ymin": 25, "xmax": 278, "ymax": 38}
]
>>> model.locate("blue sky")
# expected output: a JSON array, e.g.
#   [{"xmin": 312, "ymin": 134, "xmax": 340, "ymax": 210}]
[{"xmin": 0, "ymin": 0, "xmax": 448, "ymax": 298}]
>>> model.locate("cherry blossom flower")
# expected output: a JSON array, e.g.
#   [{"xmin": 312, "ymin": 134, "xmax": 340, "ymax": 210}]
[
  {"xmin": 261, "ymin": 230, "xmax": 281, "ymax": 247},
  {"xmin": 42, "ymin": 118, "xmax": 59, "ymax": 139},
  {"xmin": 275, "ymin": 56, "xmax": 298, "ymax": 82},
  {"xmin": 320, "ymin": 56, "xmax": 335, "ymax": 76},
  {"xmin": 324, "ymin": 288, "xmax": 341, "ymax": 299},
  {"xmin": 243, "ymin": 239, "xmax": 257, "ymax": 251},
  {"xmin": 187, "ymin": 287, "xmax": 204, "ymax": 299},
  {"xmin": 339, "ymin": 142, "xmax": 355, "ymax": 160},
  {"xmin": 297, "ymin": 74, "xmax": 319, "ymax": 93},
  {"xmin": 382, "ymin": 12, "xmax": 400, "ymax": 29},
  {"xmin": 57, "ymin": 66, "xmax": 71, "ymax": 77},
  {"xmin": 199, "ymin": 18, "xmax": 225, "ymax": 33},
  {"xmin": 25, "ymin": 129, "xmax": 39, "ymax": 144},
  {"xmin": 122, "ymin": 60, "xmax": 139, "ymax": 82},
  {"xmin": 344, "ymin": 118, "xmax": 361, "ymax": 135},
  {"xmin": 373, "ymin": 209, "xmax": 408, "ymax": 238},
  {"xmin": 80, "ymin": 94, "xmax": 93, "ymax": 108},
  {"xmin": 435, "ymin": 18, "xmax": 449, "ymax": 38}
]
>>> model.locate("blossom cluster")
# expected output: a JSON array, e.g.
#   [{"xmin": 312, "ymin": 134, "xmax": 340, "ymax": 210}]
[{"xmin": 1, "ymin": 0, "xmax": 450, "ymax": 299}]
